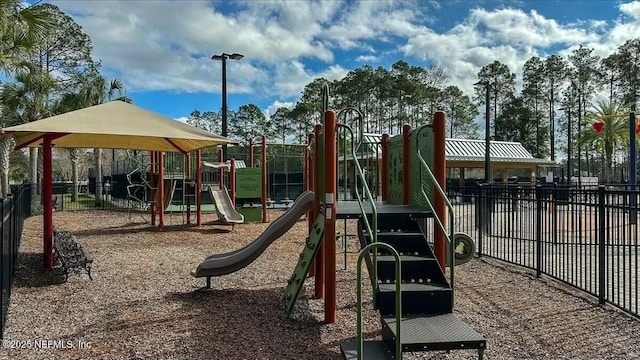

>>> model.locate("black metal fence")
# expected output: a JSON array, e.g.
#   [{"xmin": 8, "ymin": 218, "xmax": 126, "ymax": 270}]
[
  {"xmin": 451, "ymin": 183, "xmax": 639, "ymax": 319},
  {"xmin": 1, "ymin": 184, "xmax": 31, "ymax": 339}
]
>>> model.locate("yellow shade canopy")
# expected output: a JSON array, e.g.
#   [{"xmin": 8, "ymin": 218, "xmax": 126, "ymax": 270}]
[{"xmin": 2, "ymin": 101, "xmax": 231, "ymax": 153}]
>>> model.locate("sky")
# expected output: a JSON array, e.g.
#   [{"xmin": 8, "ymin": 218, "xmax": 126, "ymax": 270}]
[{"xmin": 46, "ymin": 0, "xmax": 640, "ymax": 125}]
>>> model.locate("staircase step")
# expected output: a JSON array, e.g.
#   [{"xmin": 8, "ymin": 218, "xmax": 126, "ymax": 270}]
[
  {"xmin": 363, "ymin": 233, "xmax": 434, "ymax": 256},
  {"xmin": 365, "ymin": 215, "xmax": 422, "ymax": 232},
  {"xmin": 376, "ymin": 255, "xmax": 445, "ymax": 283},
  {"xmin": 377, "ymin": 282, "xmax": 452, "ymax": 316},
  {"xmin": 381, "ymin": 314, "xmax": 486, "ymax": 353},
  {"xmin": 340, "ymin": 340, "xmax": 394, "ymax": 360}
]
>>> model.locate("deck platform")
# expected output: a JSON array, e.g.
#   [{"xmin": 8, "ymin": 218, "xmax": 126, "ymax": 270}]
[{"xmin": 336, "ymin": 201, "xmax": 432, "ymax": 219}]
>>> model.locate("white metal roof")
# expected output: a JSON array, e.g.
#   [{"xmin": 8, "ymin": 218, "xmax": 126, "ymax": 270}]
[{"xmin": 346, "ymin": 133, "xmax": 554, "ymax": 164}]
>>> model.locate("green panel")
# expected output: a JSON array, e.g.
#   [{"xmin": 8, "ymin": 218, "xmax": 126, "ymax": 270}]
[
  {"xmin": 236, "ymin": 206, "xmax": 262, "ymax": 222},
  {"xmin": 284, "ymin": 216, "xmax": 325, "ymax": 316},
  {"xmin": 387, "ymin": 134, "xmax": 404, "ymax": 204},
  {"xmin": 236, "ymin": 168, "xmax": 262, "ymax": 199},
  {"xmin": 410, "ymin": 127, "xmax": 435, "ymax": 208}
]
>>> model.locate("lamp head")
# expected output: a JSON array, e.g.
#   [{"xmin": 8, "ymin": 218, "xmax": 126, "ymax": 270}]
[{"xmin": 211, "ymin": 53, "xmax": 244, "ymax": 61}]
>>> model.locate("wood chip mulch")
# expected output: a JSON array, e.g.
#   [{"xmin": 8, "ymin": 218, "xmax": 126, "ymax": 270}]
[{"xmin": 1, "ymin": 209, "xmax": 639, "ymax": 360}]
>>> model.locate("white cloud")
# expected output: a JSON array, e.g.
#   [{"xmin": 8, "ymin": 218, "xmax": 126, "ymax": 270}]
[
  {"xmin": 47, "ymin": 0, "xmax": 640, "ymax": 117},
  {"xmin": 355, "ymin": 55, "xmax": 380, "ymax": 63},
  {"xmin": 400, "ymin": 6, "xmax": 606, "ymax": 97},
  {"xmin": 272, "ymin": 60, "xmax": 348, "ymax": 98},
  {"xmin": 50, "ymin": 0, "xmax": 425, "ymax": 102},
  {"xmin": 620, "ymin": 1, "xmax": 640, "ymax": 19},
  {"xmin": 264, "ymin": 101, "xmax": 295, "ymax": 118}
]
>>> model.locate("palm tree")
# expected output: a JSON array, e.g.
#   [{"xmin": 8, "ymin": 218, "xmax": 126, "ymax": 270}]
[
  {"xmin": 72, "ymin": 68, "xmax": 129, "ymax": 205},
  {"xmin": 1, "ymin": 0, "xmax": 54, "ymax": 72},
  {"xmin": 52, "ymin": 92, "xmax": 86, "ymax": 202},
  {"xmin": 1, "ymin": 65, "xmax": 56, "ymax": 197},
  {"xmin": 577, "ymin": 100, "xmax": 630, "ymax": 182},
  {"xmin": 1, "ymin": 0, "xmax": 54, "ymax": 197}
]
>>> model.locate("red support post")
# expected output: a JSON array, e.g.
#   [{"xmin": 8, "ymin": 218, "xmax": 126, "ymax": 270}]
[
  {"xmin": 432, "ymin": 112, "xmax": 447, "ymax": 271},
  {"xmin": 159, "ymin": 151, "xmax": 165, "ymax": 229},
  {"xmin": 43, "ymin": 136, "xmax": 53, "ymax": 269},
  {"xmin": 402, "ymin": 124, "xmax": 412, "ymax": 205},
  {"xmin": 230, "ymin": 158, "xmax": 236, "ymax": 206},
  {"xmin": 186, "ymin": 152, "xmax": 191, "ymax": 224},
  {"xmin": 324, "ymin": 111, "xmax": 337, "ymax": 324},
  {"xmin": 314, "ymin": 123, "xmax": 324, "ymax": 299},
  {"xmin": 381, "ymin": 133, "xmax": 390, "ymax": 201},
  {"xmin": 249, "ymin": 138, "xmax": 254, "ymax": 168},
  {"xmin": 150, "ymin": 151, "xmax": 156, "ymax": 226},
  {"xmin": 196, "ymin": 149, "xmax": 202, "ymax": 226},
  {"xmin": 262, "ymin": 136, "xmax": 268, "ymax": 223}
]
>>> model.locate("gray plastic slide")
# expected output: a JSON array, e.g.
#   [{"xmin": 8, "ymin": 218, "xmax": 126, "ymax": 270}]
[
  {"xmin": 209, "ymin": 186, "xmax": 244, "ymax": 225},
  {"xmin": 191, "ymin": 190, "xmax": 315, "ymax": 278}
]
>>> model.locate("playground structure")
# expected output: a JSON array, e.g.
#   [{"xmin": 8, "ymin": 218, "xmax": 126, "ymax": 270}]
[
  {"xmin": 105, "ymin": 135, "xmax": 306, "ymax": 226},
  {"xmin": 188, "ymin": 83, "xmax": 485, "ymax": 359},
  {"xmin": 55, "ymin": 99, "xmax": 483, "ymax": 359}
]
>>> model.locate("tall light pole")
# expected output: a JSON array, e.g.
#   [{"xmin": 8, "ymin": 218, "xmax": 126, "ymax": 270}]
[
  {"xmin": 475, "ymin": 81, "xmax": 491, "ymax": 182},
  {"xmin": 559, "ymin": 106, "xmax": 571, "ymax": 184},
  {"xmin": 212, "ymin": 52, "xmax": 244, "ymax": 162}
]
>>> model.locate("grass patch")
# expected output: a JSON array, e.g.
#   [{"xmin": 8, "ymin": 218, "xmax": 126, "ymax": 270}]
[{"xmin": 56, "ymin": 193, "xmax": 116, "ymax": 210}]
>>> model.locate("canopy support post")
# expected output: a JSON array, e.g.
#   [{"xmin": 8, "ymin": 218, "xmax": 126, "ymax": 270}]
[{"xmin": 43, "ymin": 135, "xmax": 54, "ymax": 270}]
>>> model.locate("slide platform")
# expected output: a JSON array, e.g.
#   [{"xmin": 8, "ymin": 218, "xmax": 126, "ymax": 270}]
[{"xmin": 192, "ymin": 190, "xmax": 315, "ymax": 278}]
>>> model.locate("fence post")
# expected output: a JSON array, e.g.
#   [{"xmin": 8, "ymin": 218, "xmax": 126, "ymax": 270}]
[
  {"xmin": 25, "ymin": 183, "xmax": 31, "ymax": 218},
  {"xmin": 598, "ymin": 185, "xmax": 606, "ymax": 305},
  {"xmin": 477, "ymin": 184, "xmax": 483, "ymax": 257},
  {"xmin": 535, "ymin": 184, "xmax": 542, "ymax": 278},
  {"xmin": 1, "ymin": 199, "xmax": 4, "ymax": 340}
]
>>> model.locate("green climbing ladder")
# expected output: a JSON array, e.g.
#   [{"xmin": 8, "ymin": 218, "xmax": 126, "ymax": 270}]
[{"xmin": 284, "ymin": 215, "xmax": 325, "ymax": 315}]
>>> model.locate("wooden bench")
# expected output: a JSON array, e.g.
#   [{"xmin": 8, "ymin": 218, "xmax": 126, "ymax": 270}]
[{"xmin": 53, "ymin": 229, "xmax": 93, "ymax": 281}]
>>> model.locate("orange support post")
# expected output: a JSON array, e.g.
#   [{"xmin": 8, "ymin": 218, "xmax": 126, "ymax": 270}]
[
  {"xmin": 43, "ymin": 136, "xmax": 53, "ymax": 269},
  {"xmin": 196, "ymin": 149, "xmax": 202, "ymax": 226},
  {"xmin": 381, "ymin": 133, "xmax": 390, "ymax": 201},
  {"xmin": 218, "ymin": 148, "xmax": 224, "ymax": 190},
  {"xmin": 249, "ymin": 138, "xmax": 254, "ymax": 168},
  {"xmin": 262, "ymin": 136, "xmax": 268, "ymax": 223},
  {"xmin": 314, "ymin": 123, "xmax": 324, "ymax": 299},
  {"xmin": 402, "ymin": 124, "xmax": 412, "ymax": 205},
  {"xmin": 432, "ymin": 112, "xmax": 447, "ymax": 271},
  {"xmin": 150, "ymin": 151, "xmax": 156, "ymax": 226},
  {"xmin": 230, "ymin": 158, "xmax": 236, "ymax": 206},
  {"xmin": 324, "ymin": 111, "xmax": 337, "ymax": 324},
  {"xmin": 306, "ymin": 132, "xmax": 315, "ymax": 277},
  {"xmin": 159, "ymin": 151, "xmax": 165, "ymax": 229},
  {"xmin": 186, "ymin": 152, "xmax": 191, "ymax": 224}
]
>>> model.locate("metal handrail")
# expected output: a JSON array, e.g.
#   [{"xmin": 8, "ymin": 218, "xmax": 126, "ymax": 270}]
[
  {"xmin": 337, "ymin": 110, "xmax": 378, "ymax": 290},
  {"xmin": 357, "ymin": 242, "xmax": 401, "ymax": 360},
  {"xmin": 414, "ymin": 124, "xmax": 456, "ymax": 306},
  {"xmin": 337, "ymin": 123, "xmax": 377, "ymax": 244}
]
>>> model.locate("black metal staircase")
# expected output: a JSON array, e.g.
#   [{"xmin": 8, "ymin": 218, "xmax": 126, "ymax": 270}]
[{"xmin": 340, "ymin": 213, "xmax": 486, "ymax": 360}]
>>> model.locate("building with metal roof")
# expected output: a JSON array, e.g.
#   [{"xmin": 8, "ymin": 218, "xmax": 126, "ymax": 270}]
[{"xmin": 344, "ymin": 133, "xmax": 556, "ymax": 184}]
